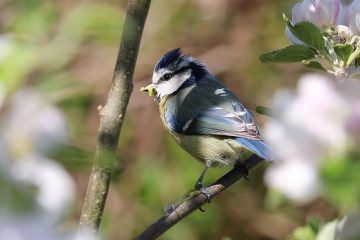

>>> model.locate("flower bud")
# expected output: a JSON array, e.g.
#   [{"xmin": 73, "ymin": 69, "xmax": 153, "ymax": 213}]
[
  {"xmin": 291, "ymin": 0, "xmax": 341, "ymax": 29},
  {"xmin": 286, "ymin": 0, "xmax": 342, "ymax": 44}
]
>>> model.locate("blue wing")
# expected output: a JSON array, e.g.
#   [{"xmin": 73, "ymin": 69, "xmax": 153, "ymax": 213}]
[
  {"xmin": 164, "ymin": 79, "xmax": 260, "ymax": 139},
  {"xmin": 183, "ymin": 106, "xmax": 261, "ymax": 139},
  {"xmin": 163, "ymin": 77, "xmax": 274, "ymax": 161}
]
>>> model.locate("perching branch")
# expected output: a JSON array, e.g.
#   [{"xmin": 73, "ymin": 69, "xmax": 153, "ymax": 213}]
[
  {"xmin": 134, "ymin": 155, "xmax": 264, "ymax": 240},
  {"xmin": 78, "ymin": 0, "xmax": 151, "ymax": 233}
]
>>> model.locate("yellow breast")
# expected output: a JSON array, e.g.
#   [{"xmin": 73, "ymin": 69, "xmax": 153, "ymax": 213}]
[{"xmin": 158, "ymin": 96, "xmax": 170, "ymax": 131}]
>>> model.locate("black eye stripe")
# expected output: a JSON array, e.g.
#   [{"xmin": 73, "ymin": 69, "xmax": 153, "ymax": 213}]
[{"xmin": 160, "ymin": 66, "xmax": 191, "ymax": 82}]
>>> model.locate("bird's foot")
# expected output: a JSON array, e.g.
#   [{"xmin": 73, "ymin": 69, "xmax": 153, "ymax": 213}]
[
  {"xmin": 195, "ymin": 187, "xmax": 211, "ymax": 212},
  {"xmin": 163, "ymin": 186, "xmax": 207, "ymax": 216},
  {"xmin": 200, "ymin": 187, "xmax": 211, "ymax": 203},
  {"xmin": 192, "ymin": 182, "xmax": 211, "ymax": 212},
  {"xmin": 234, "ymin": 161, "xmax": 250, "ymax": 180},
  {"xmin": 194, "ymin": 181, "xmax": 211, "ymax": 202}
]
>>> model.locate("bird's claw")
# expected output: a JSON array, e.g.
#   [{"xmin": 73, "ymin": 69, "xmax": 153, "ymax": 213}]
[
  {"xmin": 200, "ymin": 187, "xmax": 211, "ymax": 203},
  {"xmin": 194, "ymin": 182, "xmax": 211, "ymax": 203},
  {"xmin": 197, "ymin": 187, "xmax": 211, "ymax": 212}
]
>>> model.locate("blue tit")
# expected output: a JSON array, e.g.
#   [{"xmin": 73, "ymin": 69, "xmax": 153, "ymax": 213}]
[{"xmin": 141, "ymin": 48, "xmax": 273, "ymax": 190}]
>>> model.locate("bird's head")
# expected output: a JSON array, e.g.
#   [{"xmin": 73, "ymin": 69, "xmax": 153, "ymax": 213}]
[{"xmin": 141, "ymin": 48, "xmax": 208, "ymax": 101}]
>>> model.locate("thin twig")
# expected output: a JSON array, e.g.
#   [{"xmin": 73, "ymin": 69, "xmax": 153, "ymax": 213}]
[
  {"xmin": 134, "ymin": 155, "xmax": 264, "ymax": 240},
  {"xmin": 78, "ymin": 0, "xmax": 151, "ymax": 233}
]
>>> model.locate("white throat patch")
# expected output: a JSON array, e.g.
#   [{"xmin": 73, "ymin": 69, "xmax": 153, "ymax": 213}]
[{"xmin": 155, "ymin": 69, "xmax": 192, "ymax": 98}]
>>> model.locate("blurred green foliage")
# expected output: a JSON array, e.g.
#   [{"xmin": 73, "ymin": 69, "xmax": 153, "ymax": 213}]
[{"xmin": 321, "ymin": 156, "xmax": 360, "ymax": 213}]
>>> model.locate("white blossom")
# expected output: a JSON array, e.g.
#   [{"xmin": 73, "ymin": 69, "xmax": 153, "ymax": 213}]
[
  {"xmin": 264, "ymin": 74, "xmax": 358, "ymax": 203},
  {"xmin": 264, "ymin": 159, "xmax": 321, "ymax": 203},
  {"xmin": 290, "ymin": 0, "xmax": 341, "ymax": 28},
  {"xmin": 11, "ymin": 155, "xmax": 75, "ymax": 219},
  {"xmin": 285, "ymin": 0, "xmax": 345, "ymax": 44},
  {"xmin": 3, "ymin": 89, "xmax": 67, "ymax": 155},
  {"xmin": 0, "ymin": 88, "xmax": 93, "ymax": 239}
]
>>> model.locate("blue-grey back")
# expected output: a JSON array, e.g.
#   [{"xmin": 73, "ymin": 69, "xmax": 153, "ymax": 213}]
[{"xmin": 163, "ymin": 74, "xmax": 261, "ymax": 139}]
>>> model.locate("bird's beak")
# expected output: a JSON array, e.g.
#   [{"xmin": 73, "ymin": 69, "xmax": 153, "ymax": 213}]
[{"xmin": 140, "ymin": 83, "xmax": 155, "ymax": 97}]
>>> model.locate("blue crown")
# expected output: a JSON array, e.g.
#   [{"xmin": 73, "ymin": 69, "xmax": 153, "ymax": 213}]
[
  {"xmin": 155, "ymin": 48, "xmax": 208, "ymax": 80},
  {"xmin": 155, "ymin": 48, "xmax": 182, "ymax": 71}
]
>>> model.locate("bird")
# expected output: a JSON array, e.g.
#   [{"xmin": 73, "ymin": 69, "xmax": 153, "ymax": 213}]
[{"xmin": 141, "ymin": 48, "xmax": 273, "ymax": 192}]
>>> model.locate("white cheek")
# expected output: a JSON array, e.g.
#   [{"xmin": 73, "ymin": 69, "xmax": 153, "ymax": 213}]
[
  {"xmin": 152, "ymin": 72, "xmax": 160, "ymax": 84},
  {"xmin": 156, "ymin": 70, "xmax": 191, "ymax": 98}
]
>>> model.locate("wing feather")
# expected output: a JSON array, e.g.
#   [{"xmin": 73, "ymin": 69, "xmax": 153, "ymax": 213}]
[
  {"xmin": 163, "ymin": 77, "xmax": 262, "ymax": 140},
  {"xmin": 184, "ymin": 106, "xmax": 261, "ymax": 139}
]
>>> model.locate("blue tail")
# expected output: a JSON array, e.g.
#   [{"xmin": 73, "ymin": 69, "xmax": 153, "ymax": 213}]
[{"xmin": 235, "ymin": 138, "xmax": 274, "ymax": 161}]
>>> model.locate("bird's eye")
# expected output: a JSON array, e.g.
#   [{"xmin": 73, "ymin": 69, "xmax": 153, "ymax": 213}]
[{"xmin": 163, "ymin": 73, "xmax": 172, "ymax": 81}]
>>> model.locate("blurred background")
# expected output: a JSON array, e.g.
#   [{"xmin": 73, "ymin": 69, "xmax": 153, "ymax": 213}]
[{"xmin": 0, "ymin": 0, "xmax": 343, "ymax": 239}]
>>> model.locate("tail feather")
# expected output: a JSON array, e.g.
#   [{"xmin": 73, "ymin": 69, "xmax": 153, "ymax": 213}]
[{"xmin": 235, "ymin": 138, "xmax": 274, "ymax": 162}]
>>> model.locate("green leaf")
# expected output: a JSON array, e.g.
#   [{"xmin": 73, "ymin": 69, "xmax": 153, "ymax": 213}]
[
  {"xmin": 307, "ymin": 217, "xmax": 323, "ymax": 234},
  {"xmin": 347, "ymin": 47, "xmax": 360, "ymax": 66},
  {"xmin": 302, "ymin": 60, "xmax": 326, "ymax": 71},
  {"xmin": 259, "ymin": 45, "xmax": 316, "ymax": 63},
  {"xmin": 255, "ymin": 106, "xmax": 274, "ymax": 118},
  {"xmin": 333, "ymin": 44, "xmax": 353, "ymax": 63},
  {"xmin": 283, "ymin": 14, "xmax": 325, "ymax": 51}
]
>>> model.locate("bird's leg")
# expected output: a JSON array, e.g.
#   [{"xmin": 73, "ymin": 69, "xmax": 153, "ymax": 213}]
[
  {"xmin": 193, "ymin": 160, "xmax": 212, "ymax": 208},
  {"xmin": 234, "ymin": 160, "xmax": 250, "ymax": 180},
  {"xmin": 194, "ymin": 160, "xmax": 212, "ymax": 190}
]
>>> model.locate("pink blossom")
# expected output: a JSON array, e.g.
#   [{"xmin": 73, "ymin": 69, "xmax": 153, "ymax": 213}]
[
  {"xmin": 291, "ymin": 0, "xmax": 341, "ymax": 29},
  {"xmin": 286, "ymin": 0, "xmax": 343, "ymax": 44},
  {"xmin": 264, "ymin": 159, "xmax": 321, "ymax": 203},
  {"xmin": 263, "ymin": 74, "xmax": 354, "ymax": 203}
]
